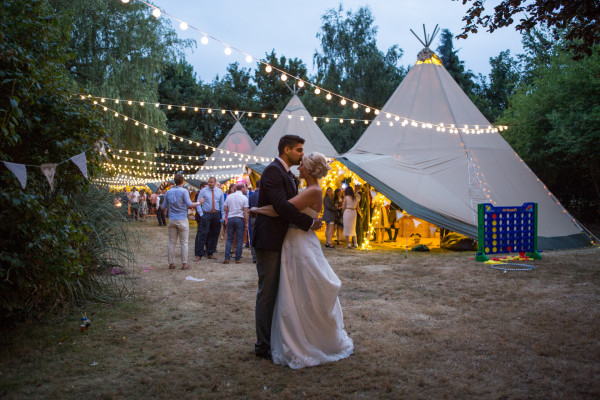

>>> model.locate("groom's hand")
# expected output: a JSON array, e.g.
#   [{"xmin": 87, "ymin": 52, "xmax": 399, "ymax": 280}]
[{"xmin": 310, "ymin": 218, "xmax": 323, "ymax": 231}]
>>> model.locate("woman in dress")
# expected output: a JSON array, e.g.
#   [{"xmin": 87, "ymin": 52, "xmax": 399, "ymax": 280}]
[
  {"xmin": 139, "ymin": 189, "xmax": 148, "ymax": 221},
  {"xmin": 322, "ymin": 187, "xmax": 337, "ymax": 248},
  {"xmin": 333, "ymin": 188, "xmax": 344, "ymax": 245},
  {"xmin": 251, "ymin": 152, "xmax": 354, "ymax": 369},
  {"xmin": 342, "ymin": 186, "xmax": 358, "ymax": 248}
]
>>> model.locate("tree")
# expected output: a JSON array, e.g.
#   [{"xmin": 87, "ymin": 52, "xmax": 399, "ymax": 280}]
[
  {"xmin": 1, "ymin": 0, "xmax": 125, "ymax": 318},
  {"xmin": 500, "ymin": 34, "xmax": 600, "ymax": 222},
  {"xmin": 456, "ymin": 0, "xmax": 600, "ymax": 59},
  {"xmin": 311, "ymin": 5, "xmax": 406, "ymax": 152},
  {"xmin": 48, "ymin": 0, "xmax": 191, "ymax": 152},
  {"xmin": 436, "ymin": 29, "xmax": 477, "ymax": 96},
  {"xmin": 476, "ymin": 50, "xmax": 521, "ymax": 122}
]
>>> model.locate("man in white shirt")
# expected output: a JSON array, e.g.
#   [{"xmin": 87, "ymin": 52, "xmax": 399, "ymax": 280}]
[
  {"xmin": 223, "ymin": 182, "xmax": 249, "ymax": 264},
  {"xmin": 195, "ymin": 177, "xmax": 225, "ymax": 259}
]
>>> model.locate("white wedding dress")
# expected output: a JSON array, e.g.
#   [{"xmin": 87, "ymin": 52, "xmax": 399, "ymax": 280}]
[{"xmin": 271, "ymin": 208, "xmax": 354, "ymax": 369}]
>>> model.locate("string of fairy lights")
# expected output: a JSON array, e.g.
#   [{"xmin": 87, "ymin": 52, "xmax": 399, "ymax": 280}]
[
  {"xmin": 94, "ymin": 103, "xmax": 269, "ymax": 163},
  {"xmin": 83, "ymin": 94, "xmax": 509, "ymax": 134},
  {"xmin": 119, "ymin": 0, "xmax": 509, "ymax": 134}
]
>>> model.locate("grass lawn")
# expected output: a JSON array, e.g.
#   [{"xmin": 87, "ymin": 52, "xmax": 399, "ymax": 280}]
[{"xmin": 1, "ymin": 220, "xmax": 599, "ymax": 399}]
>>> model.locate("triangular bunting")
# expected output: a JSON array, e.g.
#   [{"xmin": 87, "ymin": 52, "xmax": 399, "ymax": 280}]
[
  {"xmin": 413, "ymin": 219, "xmax": 422, "ymax": 228},
  {"xmin": 40, "ymin": 163, "xmax": 58, "ymax": 192},
  {"xmin": 430, "ymin": 227, "xmax": 437, "ymax": 236},
  {"xmin": 70, "ymin": 152, "xmax": 88, "ymax": 178},
  {"xmin": 2, "ymin": 161, "xmax": 27, "ymax": 189}
]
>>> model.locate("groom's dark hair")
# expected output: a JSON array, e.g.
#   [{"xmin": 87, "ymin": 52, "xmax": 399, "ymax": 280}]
[{"xmin": 278, "ymin": 135, "xmax": 305, "ymax": 156}]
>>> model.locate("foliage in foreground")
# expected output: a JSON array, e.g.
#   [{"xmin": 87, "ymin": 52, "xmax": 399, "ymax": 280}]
[
  {"xmin": 500, "ymin": 33, "xmax": 600, "ymax": 222},
  {"xmin": 0, "ymin": 0, "xmax": 134, "ymax": 320}
]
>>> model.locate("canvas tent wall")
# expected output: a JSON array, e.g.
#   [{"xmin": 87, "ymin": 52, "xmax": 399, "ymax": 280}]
[
  {"xmin": 194, "ymin": 120, "xmax": 257, "ymax": 183},
  {"xmin": 247, "ymin": 95, "xmax": 338, "ymax": 175},
  {"xmin": 339, "ymin": 48, "xmax": 590, "ymax": 250}
]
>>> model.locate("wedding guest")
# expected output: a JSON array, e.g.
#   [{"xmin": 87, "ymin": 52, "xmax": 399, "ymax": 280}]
[
  {"xmin": 156, "ymin": 190, "xmax": 167, "ymax": 226},
  {"xmin": 193, "ymin": 181, "xmax": 208, "ymax": 262},
  {"xmin": 119, "ymin": 187, "xmax": 129, "ymax": 220},
  {"xmin": 248, "ymin": 179, "xmax": 260, "ymax": 263},
  {"xmin": 139, "ymin": 189, "xmax": 148, "ymax": 222},
  {"xmin": 129, "ymin": 187, "xmax": 140, "ymax": 221},
  {"xmin": 333, "ymin": 188, "xmax": 344, "ymax": 245},
  {"xmin": 372, "ymin": 194, "xmax": 390, "ymax": 243},
  {"xmin": 322, "ymin": 187, "xmax": 337, "ymax": 248},
  {"xmin": 196, "ymin": 177, "xmax": 225, "ymax": 260},
  {"xmin": 223, "ymin": 182, "xmax": 249, "ymax": 264},
  {"xmin": 386, "ymin": 205, "xmax": 400, "ymax": 242},
  {"xmin": 342, "ymin": 186, "xmax": 358, "ymax": 248},
  {"xmin": 160, "ymin": 174, "xmax": 200, "ymax": 270},
  {"xmin": 149, "ymin": 190, "xmax": 158, "ymax": 214},
  {"xmin": 354, "ymin": 184, "xmax": 364, "ymax": 246}
]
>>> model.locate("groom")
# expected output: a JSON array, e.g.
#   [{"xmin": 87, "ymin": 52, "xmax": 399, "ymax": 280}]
[{"xmin": 252, "ymin": 134, "xmax": 320, "ymax": 360}]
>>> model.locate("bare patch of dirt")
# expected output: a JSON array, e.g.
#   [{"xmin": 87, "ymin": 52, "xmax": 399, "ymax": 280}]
[{"xmin": 1, "ymin": 221, "xmax": 599, "ymax": 399}]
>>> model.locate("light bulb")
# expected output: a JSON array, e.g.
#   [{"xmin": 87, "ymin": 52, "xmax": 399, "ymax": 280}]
[
  {"xmin": 152, "ymin": 8, "xmax": 161, "ymax": 18},
  {"xmin": 326, "ymin": 93, "xmax": 332, "ymax": 100},
  {"xmin": 281, "ymin": 74, "xmax": 287, "ymax": 81},
  {"xmin": 340, "ymin": 99, "xmax": 346, "ymax": 105},
  {"xmin": 245, "ymin": 55, "xmax": 252, "ymax": 63},
  {"xmin": 298, "ymin": 80, "xmax": 304, "ymax": 87},
  {"xmin": 224, "ymin": 47, "xmax": 232, "ymax": 55},
  {"xmin": 121, "ymin": 0, "xmax": 129, "ymax": 3},
  {"xmin": 374, "ymin": 110, "xmax": 380, "ymax": 115},
  {"xmin": 265, "ymin": 65, "xmax": 272, "ymax": 73},
  {"xmin": 314, "ymin": 88, "xmax": 321, "ymax": 95},
  {"xmin": 365, "ymin": 107, "xmax": 371, "ymax": 113},
  {"xmin": 207, "ymin": 108, "xmax": 212, "ymax": 113},
  {"xmin": 386, "ymin": 113, "xmax": 391, "ymax": 119},
  {"xmin": 180, "ymin": 22, "xmax": 188, "ymax": 30}
]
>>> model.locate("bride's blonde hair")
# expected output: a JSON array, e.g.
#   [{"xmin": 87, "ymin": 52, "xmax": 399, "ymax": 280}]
[{"xmin": 302, "ymin": 152, "xmax": 331, "ymax": 179}]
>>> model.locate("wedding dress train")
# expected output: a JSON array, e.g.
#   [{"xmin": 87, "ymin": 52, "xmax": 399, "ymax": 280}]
[{"xmin": 271, "ymin": 208, "xmax": 354, "ymax": 369}]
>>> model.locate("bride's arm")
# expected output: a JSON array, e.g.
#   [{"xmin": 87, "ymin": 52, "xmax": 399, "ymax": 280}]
[
  {"xmin": 251, "ymin": 187, "xmax": 321, "ymax": 217},
  {"xmin": 251, "ymin": 205, "xmax": 278, "ymax": 217},
  {"xmin": 287, "ymin": 186, "xmax": 321, "ymax": 211}
]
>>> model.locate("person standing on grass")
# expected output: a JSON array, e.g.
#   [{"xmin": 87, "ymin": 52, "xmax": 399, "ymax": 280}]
[
  {"xmin": 322, "ymin": 187, "xmax": 337, "ymax": 248},
  {"xmin": 251, "ymin": 135, "xmax": 321, "ymax": 361},
  {"xmin": 156, "ymin": 190, "xmax": 167, "ymax": 226},
  {"xmin": 119, "ymin": 187, "xmax": 129, "ymax": 220},
  {"xmin": 160, "ymin": 174, "xmax": 201, "ymax": 270},
  {"xmin": 129, "ymin": 187, "xmax": 140, "ymax": 221},
  {"xmin": 248, "ymin": 179, "xmax": 260, "ymax": 263},
  {"xmin": 193, "ymin": 181, "xmax": 208, "ymax": 262},
  {"xmin": 195, "ymin": 177, "xmax": 225, "ymax": 260},
  {"xmin": 342, "ymin": 186, "xmax": 358, "ymax": 248},
  {"xmin": 223, "ymin": 182, "xmax": 249, "ymax": 264}
]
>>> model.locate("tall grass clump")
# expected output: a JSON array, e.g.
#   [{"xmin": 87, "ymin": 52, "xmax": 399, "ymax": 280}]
[{"xmin": 0, "ymin": 181, "xmax": 137, "ymax": 321}]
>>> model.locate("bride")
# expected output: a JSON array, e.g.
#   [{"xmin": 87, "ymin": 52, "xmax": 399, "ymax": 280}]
[{"xmin": 251, "ymin": 152, "xmax": 354, "ymax": 369}]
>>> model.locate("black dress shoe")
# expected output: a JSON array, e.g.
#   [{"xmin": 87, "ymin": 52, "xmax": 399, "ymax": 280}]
[{"xmin": 255, "ymin": 352, "xmax": 272, "ymax": 361}]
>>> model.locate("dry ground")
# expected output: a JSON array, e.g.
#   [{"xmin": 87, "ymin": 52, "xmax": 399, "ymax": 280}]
[{"xmin": 1, "ymin": 220, "xmax": 599, "ymax": 399}]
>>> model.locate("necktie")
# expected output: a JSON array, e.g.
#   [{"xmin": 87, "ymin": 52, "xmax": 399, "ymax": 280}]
[
  {"xmin": 288, "ymin": 171, "xmax": 296, "ymax": 191},
  {"xmin": 211, "ymin": 189, "xmax": 215, "ymax": 212}
]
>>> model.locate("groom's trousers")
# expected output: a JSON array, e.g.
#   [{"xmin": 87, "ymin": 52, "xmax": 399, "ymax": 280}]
[{"xmin": 254, "ymin": 249, "xmax": 281, "ymax": 355}]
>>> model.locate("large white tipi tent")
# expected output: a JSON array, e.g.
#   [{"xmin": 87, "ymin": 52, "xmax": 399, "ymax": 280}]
[
  {"xmin": 339, "ymin": 38, "xmax": 590, "ymax": 249},
  {"xmin": 248, "ymin": 94, "xmax": 338, "ymax": 174},
  {"xmin": 193, "ymin": 120, "xmax": 256, "ymax": 182}
]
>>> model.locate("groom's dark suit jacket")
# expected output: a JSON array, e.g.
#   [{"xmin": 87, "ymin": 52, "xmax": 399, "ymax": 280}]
[{"xmin": 252, "ymin": 158, "xmax": 313, "ymax": 252}]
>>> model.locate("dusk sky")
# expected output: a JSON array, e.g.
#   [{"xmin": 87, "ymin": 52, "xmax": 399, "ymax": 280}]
[{"xmin": 149, "ymin": 0, "xmax": 525, "ymax": 83}]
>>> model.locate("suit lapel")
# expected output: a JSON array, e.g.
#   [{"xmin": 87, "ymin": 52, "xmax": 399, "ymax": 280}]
[{"xmin": 273, "ymin": 158, "xmax": 295, "ymax": 198}]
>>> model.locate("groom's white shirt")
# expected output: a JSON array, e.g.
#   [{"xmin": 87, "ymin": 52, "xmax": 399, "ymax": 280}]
[{"xmin": 276, "ymin": 157, "xmax": 290, "ymax": 172}]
